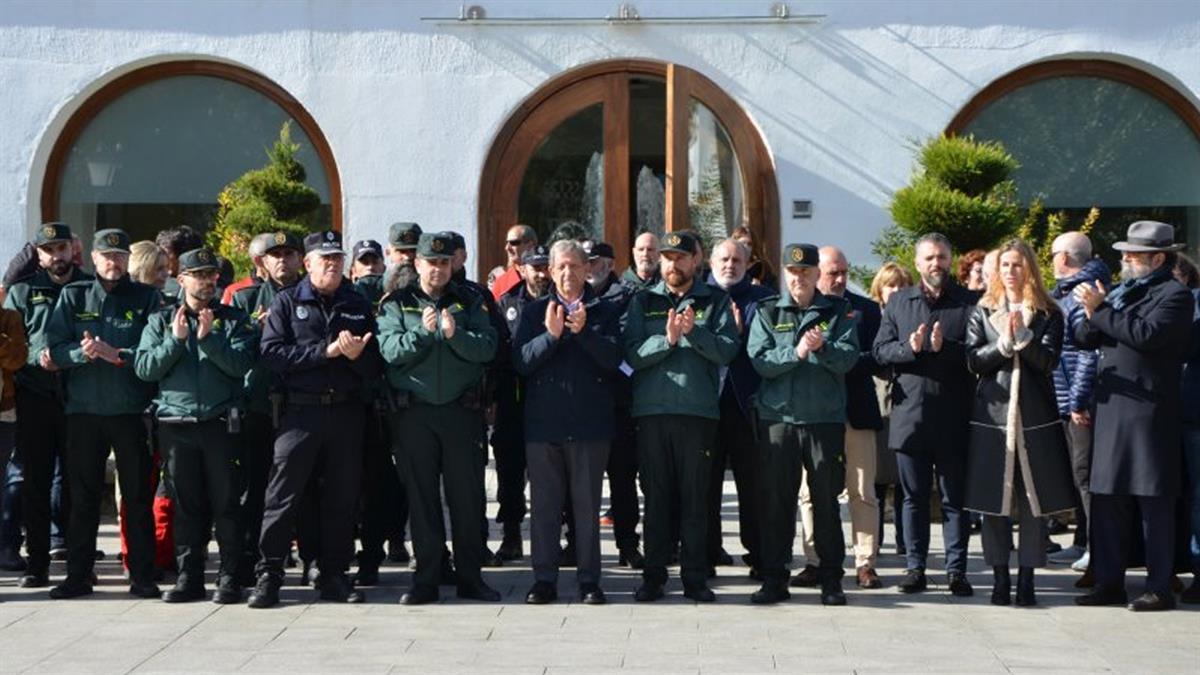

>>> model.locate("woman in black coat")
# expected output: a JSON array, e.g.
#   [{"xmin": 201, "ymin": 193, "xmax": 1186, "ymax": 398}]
[{"xmin": 965, "ymin": 240, "xmax": 1075, "ymax": 607}]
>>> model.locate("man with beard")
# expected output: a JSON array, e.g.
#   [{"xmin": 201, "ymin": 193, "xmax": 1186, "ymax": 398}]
[
  {"xmin": 625, "ymin": 231, "xmax": 738, "ymax": 602},
  {"xmin": 377, "ymin": 233, "xmax": 500, "ymax": 605},
  {"xmin": 491, "ymin": 245, "xmax": 551, "ymax": 561},
  {"xmin": 229, "ymin": 232, "xmax": 305, "ymax": 585},
  {"xmin": 1073, "ymin": 221, "xmax": 1193, "ymax": 611},
  {"xmin": 46, "ymin": 228, "xmax": 163, "ymax": 599},
  {"xmin": 248, "ymin": 231, "xmax": 380, "ymax": 608},
  {"xmin": 492, "ymin": 224, "xmax": 538, "ymax": 301},
  {"xmin": 623, "ymin": 232, "xmax": 661, "ymax": 292},
  {"xmin": 705, "ymin": 238, "xmax": 774, "ymax": 575},
  {"xmin": 873, "ymin": 232, "xmax": 976, "ymax": 597},
  {"xmin": 135, "ymin": 249, "xmax": 256, "ymax": 603},
  {"xmin": 585, "ymin": 241, "xmax": 644, "ymax": 567},
  {"xmin": 221, "ymin": 233, "xmax": 275, "ymax": 305},
  {"xmin": 3, "ymin": 223, "xmax": 92, "ymax": 588}
]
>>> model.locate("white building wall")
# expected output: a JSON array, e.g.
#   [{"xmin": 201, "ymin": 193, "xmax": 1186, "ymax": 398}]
[{"xmin": 1, "ymin": 0, "xmax": 1198, "ymax": 272}]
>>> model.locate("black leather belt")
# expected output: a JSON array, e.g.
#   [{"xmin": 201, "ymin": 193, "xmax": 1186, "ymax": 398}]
[{"xmin": 288, "ymin": 391, "xmax": 352, "ymax": 406}]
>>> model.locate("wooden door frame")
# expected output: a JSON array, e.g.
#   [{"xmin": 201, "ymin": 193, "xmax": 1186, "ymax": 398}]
[{"xmin": 477, "ymin": 59, "xmax": 779, "ymax": 280}]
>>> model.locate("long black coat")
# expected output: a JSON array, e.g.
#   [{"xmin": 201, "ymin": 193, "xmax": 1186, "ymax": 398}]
[
  {"xmin": 964, "ymin": 304, "xmax": 1074, "ymax": 517},
  {"xmin": 872, "ymin": 282, "xmax": 978, "ymax": 455},
  {"xmin": 845, "ymin": 291, "xmax": 885, "ymax": 431},
  {"xmin": 1075, "ymin": 275, "xmax": 1193, "ymax": 497}
]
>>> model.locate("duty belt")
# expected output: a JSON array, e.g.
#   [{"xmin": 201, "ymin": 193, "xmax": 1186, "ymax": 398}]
[{"xmin": 288, "ymin": 390, "xmax": 352, "ymax": 406}]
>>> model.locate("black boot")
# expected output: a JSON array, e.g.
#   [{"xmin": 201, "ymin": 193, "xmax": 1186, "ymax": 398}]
[
  {"xmin": 497, "ymin": 522, "xmax": 523, "ymax": 561},
  {"xmin": 990, "ymin": 566, "xmax": 1011, "ymax": 606},
  {"xmin": 1015, "ymin": 566, "xmax": 1036, "ymax": 606}
]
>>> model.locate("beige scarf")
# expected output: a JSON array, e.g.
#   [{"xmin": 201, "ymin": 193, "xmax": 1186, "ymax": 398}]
[{"xmin": 986, "ymin": 303, "xmax": 1046, "ymax": 517}]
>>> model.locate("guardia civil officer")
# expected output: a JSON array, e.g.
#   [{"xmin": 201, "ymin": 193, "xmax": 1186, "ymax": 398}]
[
  {"xmin": 135, "ymin": 248, "xmax": 256, "ymax": 603},
  {"xmin": 247, "ymin": 230, "xmax": 381, "ymax": 608},
  {"xmin": 377, "ymin": 232, "xmax": 500, "ymax": 605},
  {"xmin": 3, "ymin": 223, "xmax": 92, "ymax": 588},
  {"xmin": 624, "ymin": 230, "xmax": 739, "ymax": 602},
  {"xmin": 45, "ymin": 228, "xmax": 163, "ymax": 599},
  {"xmin": 747, "ymin": 244, "xmax": 859, "ymax": 605}
]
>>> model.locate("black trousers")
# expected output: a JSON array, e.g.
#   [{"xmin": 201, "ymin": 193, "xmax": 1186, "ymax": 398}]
[
  {"xmin": 527, "ymin": 440, "xmax": 610, "ymax": 585},
  {"xmin": 758, "ymin": 421, "xmax": 846, "ymax": 583},
  {"xmin": 159, "ymin": 419, "xmax": 242, "ymax": 581},
  {"xmin": 638, "ymin": 414, "xmax": 716, "ymax": 588},
  {"xmin": 1091, "ymin": 493, "xmax": 1175, "ymax": 595},
  {"xmin": 491, "ymin": 402, "xmax": 527, "ymax": 528},
  {"xmin": 15, "ymin": 388, "xmax": 69, "ymax": 575},
  {"xmin": 393, "ymin": 402, "xmax": 486, "ymax": 590},
  {"xmin": 606, "ymin": 405, "xmax": 640, "ymax": 551},
  {"xmin": 257, "ymin": 402, "xmax": 363, "ymax": 577},
  {"xmin": 238, "ymin": 411, "xmax": 273, "ymax": 576},
  {"xmin": 895, "ymin": 447, "xmax": 969, "ymax": 574},
  {"xmin": 66, "ymin": 414, "xmax": 154, "ymax": 583},
  {"xmin": 359, "ymin": 404, "xmax": 406, "ymax": 568},
  {"xmin": 708, "ymin": 389, "xmax": 761, "ymax": 565}
]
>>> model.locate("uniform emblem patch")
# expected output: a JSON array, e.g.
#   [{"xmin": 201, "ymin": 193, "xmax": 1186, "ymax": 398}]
[
  {"xmin": 42, "ymin": 225, "xmax": 56, "ymax": 239},
  {"xmin": 274, "ymin": 232, "xmax": 287, "ymax": 246},
  {"xmin": 791, "ymin": 248, "xmax": 803, "ymax": 263},
  {"xmin": 505, "ymin": 307, "xmax": 517, "ymax": 322},
  {"xmin": 431, "ymin": 239, "xmax": 444, "ymax": 252},
  {"xmin": 106, "ymin": 233, "xmax": 120, "ymax": 246},
  {"xmin": 296, "ymin": 306, "xmax": 309, "ymax": 320}
]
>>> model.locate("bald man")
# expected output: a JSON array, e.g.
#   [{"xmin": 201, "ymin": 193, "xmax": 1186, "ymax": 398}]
[
  {"xmin": 622, "ymin": 232, "xmax": 661, "ymax": 292},
  {"xmin": 492, "ymin": 225, "xmax": 537, "ymax": 300},
  {"xmin": 793, "ymin": 246, "xmax": 886, "ymax": 589}
]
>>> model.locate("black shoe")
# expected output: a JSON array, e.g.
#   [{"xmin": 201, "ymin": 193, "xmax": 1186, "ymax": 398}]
[
  {"xmin": 990, "ymin": 566, "xmax": 1011, "ymax": 606},
  {"xmin": 1045, "ymin": 541, "xmax": 1063, "ymax": 554},
  {"xmin": 947, "ymin": 573, "xmax": 974, "ymax": 597},
  {"xmin": 300, "ymin": 560, "xmax": 319, "ymax": 589},
  {"xmin": 1128, "ymin": 591, "xmax": 1175, "ymax": 612},
  {"xmin": 898, "ymin": 569, "xmax": 927, "ymax": 594},
  {"xmin": 481, "ymin": 546, "xmax": 504, "ymax": 568},
  {"xmin": 525, "ymin": 581, "xmax": 557, "ymax": 604},
  {"xmin": 162, "ymin": 581, "xmax": 206, "ymax": 603},
  {"xmin": 1015, "ymin": 567, "xmax": 1036, "ymax": 607},
  {"xmin": 49, "ymin": 546, "xmax": 68, "ymax": 562},
  {"xmin": 387, "ymin": 540, "xmax": 410, "ymax": 564},
  {"xmin": 751, "ymin": 581, "xmax": 790, "ymax": 605},
  {"xmin": 683, "ymin": 584, "xmax": 716, "ymax": 602},
  {"xmin": 579, "ymin": 583, "xmax": 606, "ymax": 605},
  {"xmin": 353, "ymin": 565, "xmax": 379, "ymax": 587},
  {"xmin": 712, "ymin": 548, "xmax": 734, "ymax": 566},
  {"xmin": 498, "ymin": 524, "xmax": 523, "ymax": 561},
  {"xmin": 1075, "ymin": 585, "xmax": 1128, "ymax": 606},
  {"xmin": 318, "ymin": 573, "xmax": 365, "ymax": 603},
  {"xmin": 212, "ymin": 577, "xmax": 242, "ymax": 604},
  {"xmin": 49, "ymin": 579, "xmax": 93, "ymax": 599},
  {"xmin": 618, "ymin": 547, "xmax": 645, "ymax": 569},
  {"xmin": 559, "ymin": 544, "xmax": 577, "ymax": 568},
  {"xmin": 18, "ymin": 570, "xmax": 49, "ymax": 588},
  {"xmin": 820, "ymin": 579, "xmax": 847, "ymax": 606},
  {"xmin": 1182, "ymin": 578, "xmax": 1200, "ymax": 604},
  {"xmin": 749, "ymin": 567, "xmax": 765, "ymax": 582},
  {"xmin": 399, "ymin": 584, "xmax": 439, "ymax": 605},
  {"xmin": 788, "ymin": 564, "xmax": 820, "ymax": 588},
  {"xmin": 0, "ymin": 548, "xmax": 27, "ymax": 572},
  {"xmin": 130, "ymin": 580, "xmax": 162, "ymax": 599},
  {"xmin": 458, "ymin": 581, "xmax": 501, "ymax": 602},
  {"xmin": 247, "ymin": 575, "xmax": 282, "ymax": 609},
  {"xmin": 635, "ymin": 581, "xmax": 664, "ymax": 602}
]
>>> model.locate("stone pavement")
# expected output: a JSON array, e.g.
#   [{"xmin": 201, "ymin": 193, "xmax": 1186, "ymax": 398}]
[{"xmin": 0, "ymin": 471, "xmax": 1196, "ymax": 674}]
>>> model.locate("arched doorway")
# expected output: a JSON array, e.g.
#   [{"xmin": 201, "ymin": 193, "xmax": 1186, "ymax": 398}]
[
  {"xmin": 41, "ymin": 60, "xmax": 341, "ymax": 245},
  {"xmin": 478, "ymin": 60, "xmax": 778, "ymax": 278}
]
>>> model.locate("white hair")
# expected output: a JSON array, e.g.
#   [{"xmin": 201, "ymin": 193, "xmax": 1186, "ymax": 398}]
[{"xmin": 549, "ymin": 239, "xmax": 588, "ymax": 267}]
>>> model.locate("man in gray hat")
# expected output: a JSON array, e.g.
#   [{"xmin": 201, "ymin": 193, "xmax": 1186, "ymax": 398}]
[{"xmin": 1073, "ymin": 220, "xmax": 1193, "ymax": 612}]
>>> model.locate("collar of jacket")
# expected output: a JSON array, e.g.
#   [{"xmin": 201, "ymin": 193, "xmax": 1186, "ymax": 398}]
[
  {"xmin": 502, "ymin": 280, "xmax": 545, "ymax": 305},
  {"xmin": 622, "ymin": 267, "xmax": 659, "ymax": 288},
  {"xmin": 903, "ymin": 279, "xmax": 972, "ymax": 306},
  {"xmin": 648, "ymin": 278, "xmax": 715, "ymax": 302},
  {"xmin": 549, "ymin": 282, "xmax": 599, "ymax": 308},
  {"xmin": 296, "ymin": 275, "xmax": 357, "ymax": 305},
  {"xmin": 706, "ymin": 272, "xmax": 767, "ymax": 305},
  {"xmin": 1052, "ymin": 258, "xmax": 1111, "ymax": 298},
  {"xmin": 593, "ymin": 272, "xmax": 621, "ymax": 298},
  {"xmin": 91, "ymin": 273, "xmax": 134, "ymax": 299},
  {"xmin": 32, "ymin": 265, "xmax": 89, "ymax": 289},
  {"xmin": 775, "ymin": 288, "xmax": 834, "ymax": 312},
  {"xmin": 411, "ymin": 280, "xmax": 472, "ymax": 307}
]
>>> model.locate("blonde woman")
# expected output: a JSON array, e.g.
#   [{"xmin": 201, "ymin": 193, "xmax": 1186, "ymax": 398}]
[
  {"xmin": 964, "ymin": 239, "xmax": 1075, "ymax": 607},
  {"xmin": 868, "ymin": 263, "xmax": 912, "ymax": 554},
  {"xmin": 129, "ymin": 241, "xmax": 170, "ymax": 291}
]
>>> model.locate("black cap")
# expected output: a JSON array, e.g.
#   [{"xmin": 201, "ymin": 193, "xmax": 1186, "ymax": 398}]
[
  {"xmin": 417, "ymin": 232, "xmax": 455, "ymax": 259},
  {"xmin": 782, "ymin": 243, "xmax": 819, "ymax": 268},
  {"xmin": 587, "ymin": 241, "xmax": 614, "ymax": 260},
  {"xmin": 34, "ymin": 222, "xmax": 73, "ymax": 247},
  {"xmin": 94, "ymin": 228, "xmax": 131, "ymax": 253},
  {"xmin": 352, "ymin": 239, "xmax": 383, "ymax": 261},
  {"xmin": 660, "ymin": 231, "xmax": 698, "ymax": 256},
  {"xmin": 521, "ymin": 245, "xmax": 550, "ymax": 266},
  {"xmin": 388, "ymin": 222, "xmax": 422, "ymax": 249},
  {"xmin": 178, "ymin": 248, "xmax": 220, "ymax": 273},
  {"xmin": 304, "ymin": 230, "xmax": 344, "ymax": 256},
  {"xmin": 262, "ymin": 231, "xmax": 303, "ymax": 254},
  {"xmin": 441, "ymin": 231, "xmax": 466, "ymax": 253}
]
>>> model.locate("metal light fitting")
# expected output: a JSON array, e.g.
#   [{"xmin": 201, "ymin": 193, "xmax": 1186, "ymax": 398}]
[{"xmin": 423, "ymin": 3, "xmax": 824, "ymax": 26}]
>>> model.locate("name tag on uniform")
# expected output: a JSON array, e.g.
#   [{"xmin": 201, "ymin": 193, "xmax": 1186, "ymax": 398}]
[{"xmin": 339, "ymin": 313, "xmax": 366, "ymax": 321}]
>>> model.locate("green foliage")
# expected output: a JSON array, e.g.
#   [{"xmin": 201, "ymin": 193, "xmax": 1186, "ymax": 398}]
[
  {"xmin": 207, "ymin": 122, "xmax": 324, "ymax": 277},
  {"xmin": 917, "ymin": 135, "xmax": 1020, "ymax": 197}
]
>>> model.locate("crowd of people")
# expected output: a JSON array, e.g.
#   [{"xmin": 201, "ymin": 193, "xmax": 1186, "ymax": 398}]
[{"xmin": 0, "ymin": 217, "xmax": 1197, "ymax": 613}]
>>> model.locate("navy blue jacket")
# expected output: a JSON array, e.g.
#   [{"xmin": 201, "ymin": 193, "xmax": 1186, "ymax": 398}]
[
  {"xmin": 1180, "ymin": 289, "xmax": 1200, "ymax": 428},
  {"xmin": 843, "ymin": 291, "xmax": 885, "ymax": 430},
  {"xmin": 260, "ymin": 276, "xmax": 381, "ymax": 397},
  {"xmin": 512, "ymin": 285, "xmax": 623, "ymax": 443},
  {"xmin": 706, "ymin": 273, "xmax": 774, "ymax": 417},
  {"xmin": 1050, "ymin": 258, "xmax": 1109, "ymax": 416}
]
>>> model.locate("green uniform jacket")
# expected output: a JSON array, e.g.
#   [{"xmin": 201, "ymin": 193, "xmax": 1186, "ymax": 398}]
[
  {"xmin": 377, "ymin": 282, "xmax": 497, "ymax": 405},
  {"xmin": 230, "ymin": 278, "xmax": 285, "ymax": 415},
  {"xmin": 134, "ymin": 299, "xmax": 257, "ymax": 420},
  {"xmin": 747, "ymin": 291, "xmax": 859, "ymax": 425},
  {"xmin": 3, "ymin": 266, "xmax": 92, "ymax": 398},
  {"xmin": 46, "ymin": 275, "xmax": 163, "ymax": 415},
  {"xmin": 623, "ymin": 279, "xmax": 739, "ymax": 419}
]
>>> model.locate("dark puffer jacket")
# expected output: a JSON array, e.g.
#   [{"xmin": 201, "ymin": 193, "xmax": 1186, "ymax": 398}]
[{"xmin": 1050, "ymin": 258, "xmax": 1110, "ymax": 416}]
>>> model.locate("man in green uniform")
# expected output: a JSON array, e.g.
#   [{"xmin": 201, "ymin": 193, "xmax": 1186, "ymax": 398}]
[
  {"xmin": 624, "ymin": 230, "xmax": 739, "ymax": 602},
  {"xmin": 45, "ymin": 228, "xmax": 164, "ymax": 599},
  {"xmin": 377, "ymin": 232, "xmax": 500, "ymax": 604},
  {"xmin": 747, "ymin": 243, "xmax": 859, "ymax": 606},
  {"xmin": 135, "ymin": 248, "xmax": 257, "ymax": 603},
  {"xmin": 4, "ymin": 222, "xmax": 92, "ymax": 588}
]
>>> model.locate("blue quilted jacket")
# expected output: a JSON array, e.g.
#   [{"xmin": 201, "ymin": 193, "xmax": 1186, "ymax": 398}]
[{"xmin": 1050, "ymin": 258, "xmax": 1110, "ymax": 416}]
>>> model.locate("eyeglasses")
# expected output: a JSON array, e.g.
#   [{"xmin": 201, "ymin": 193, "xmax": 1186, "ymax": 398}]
[{"xmin": 506, "ymin": 239, "xmax": 525, "ymax": 246}]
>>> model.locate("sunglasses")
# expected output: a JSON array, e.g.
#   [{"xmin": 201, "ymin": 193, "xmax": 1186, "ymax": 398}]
[{"xmin": 506, "ymin": 239, "xmax": 525, "ymax": 246}]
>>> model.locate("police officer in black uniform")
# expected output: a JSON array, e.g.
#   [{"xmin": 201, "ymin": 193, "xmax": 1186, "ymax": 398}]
[
  {"xmin": 3, "ymin": 223, "xmax": 92, "ymax": 588},
  {"xmin": 247, "ymin": 230, "xmax": 382, "ymax": 608}
]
